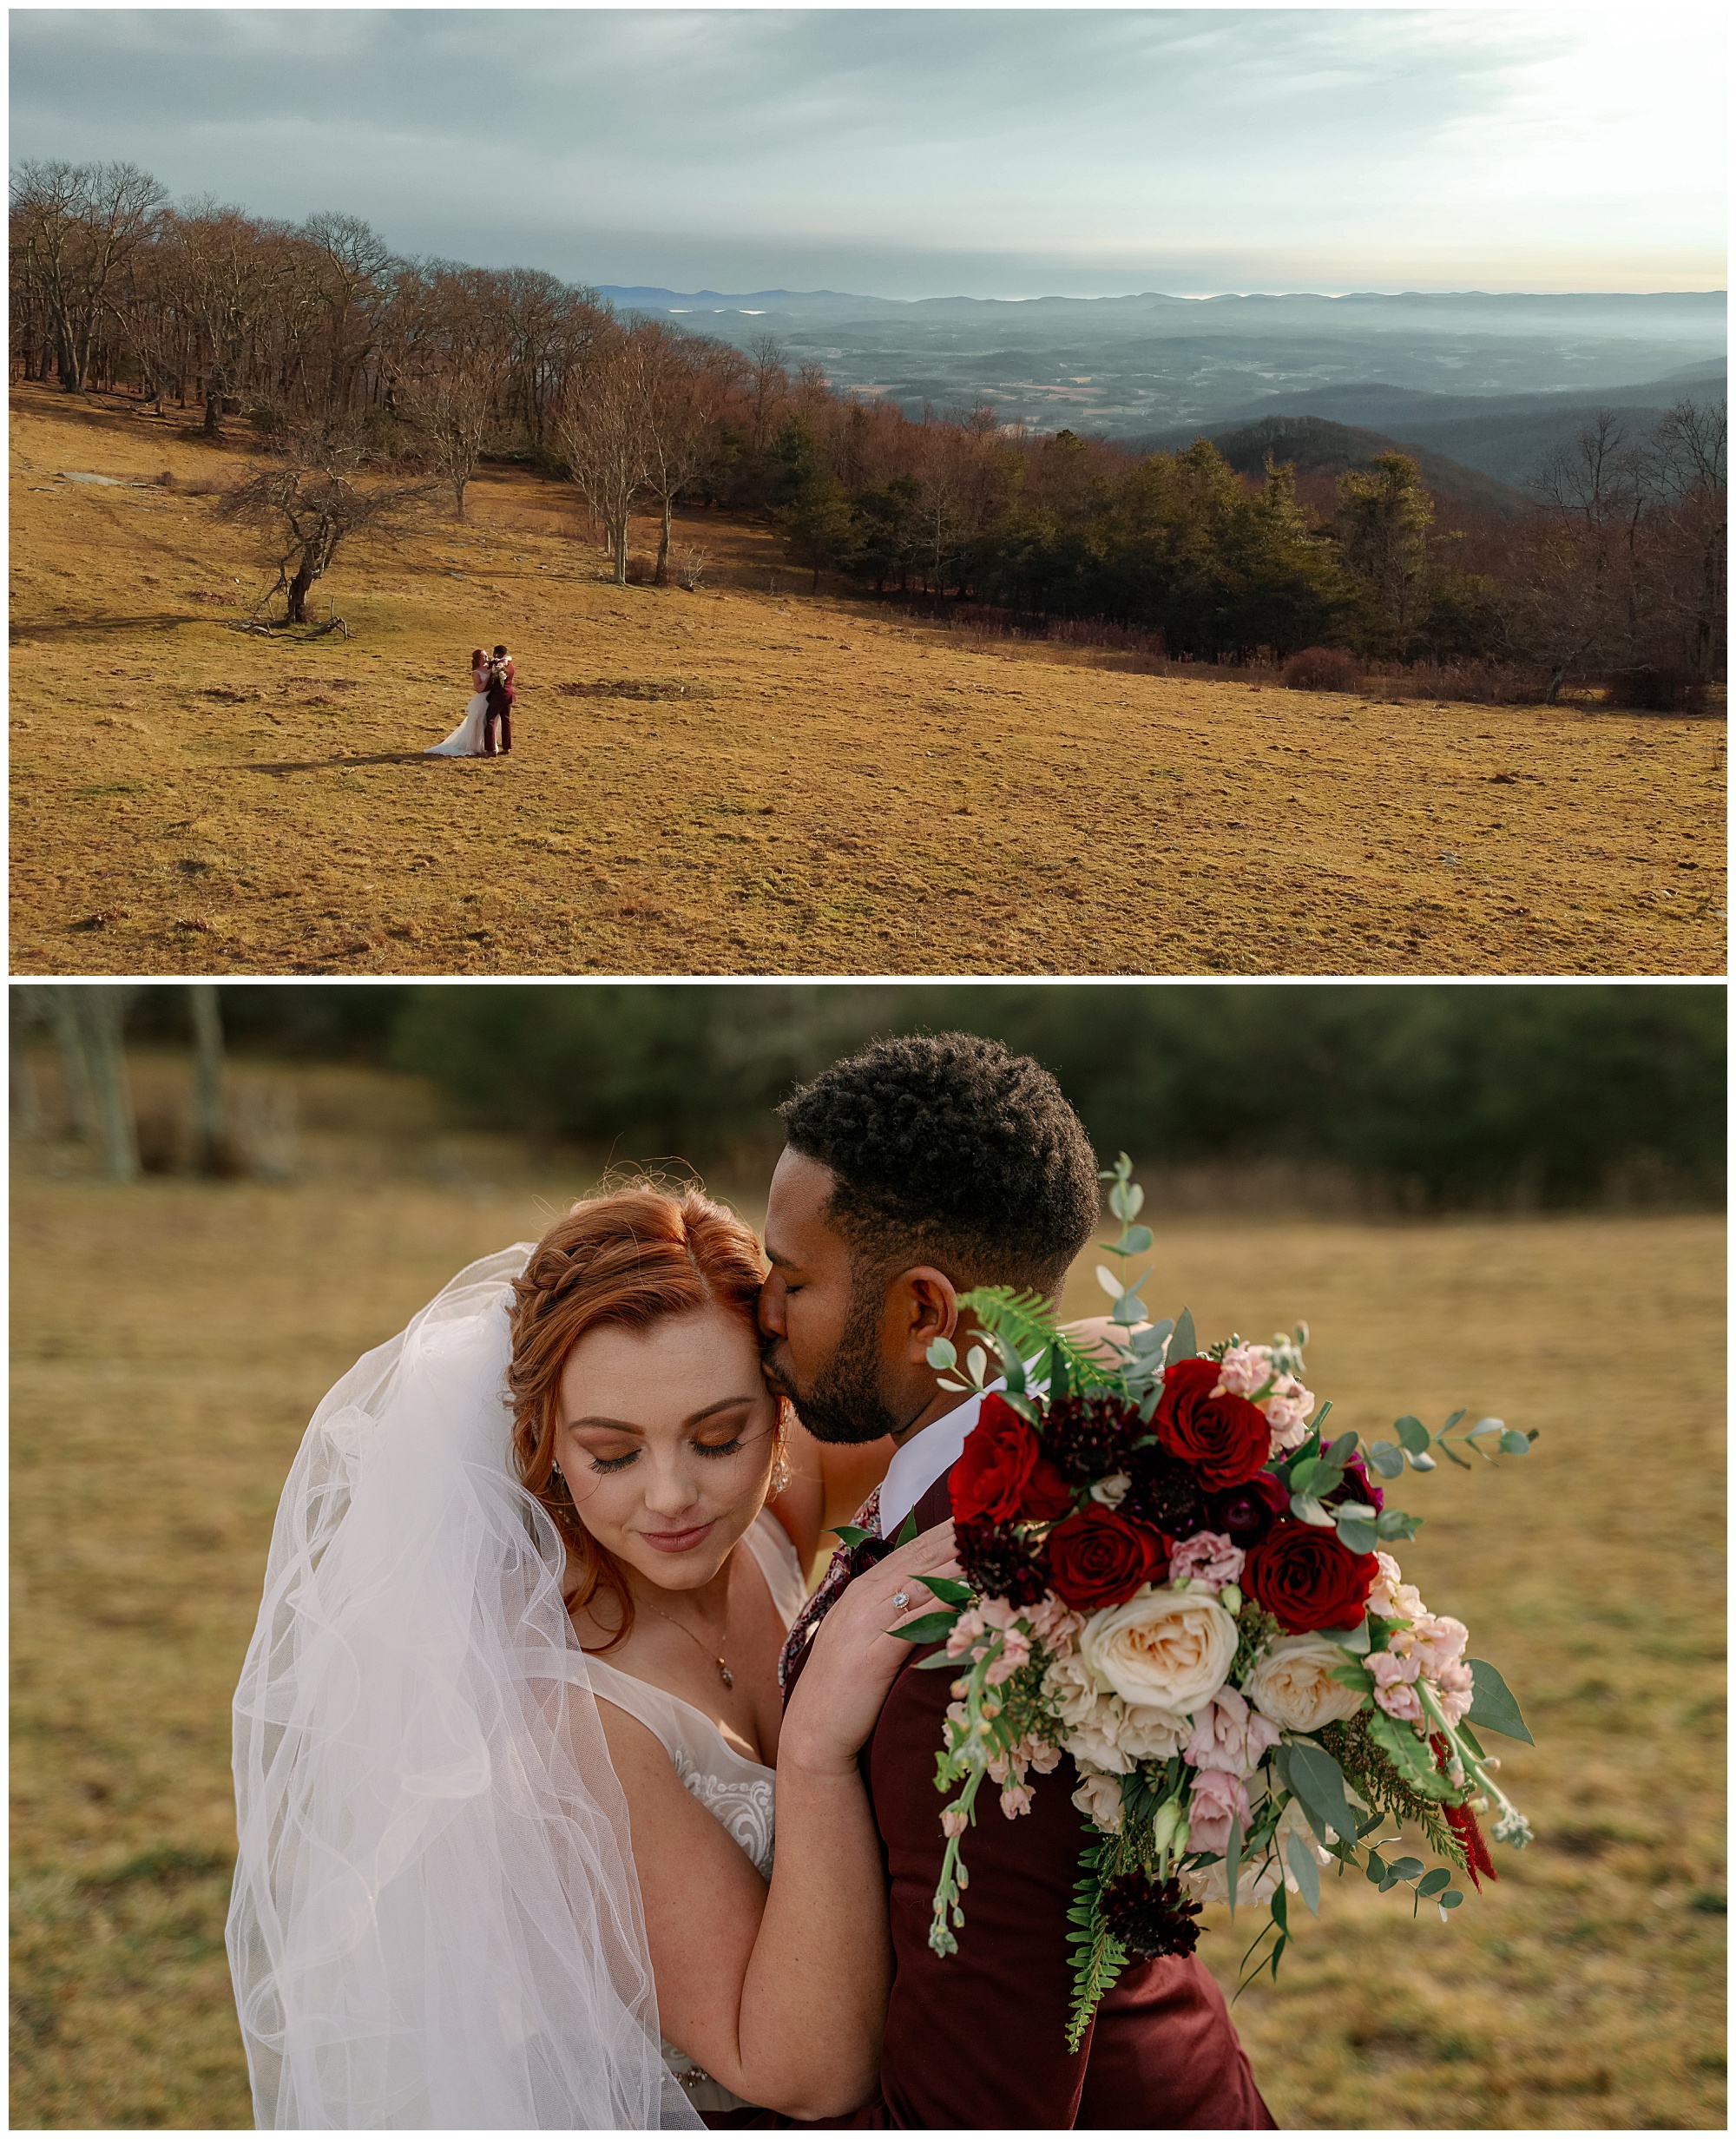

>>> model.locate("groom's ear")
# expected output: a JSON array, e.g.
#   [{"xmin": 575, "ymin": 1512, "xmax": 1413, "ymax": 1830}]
[{"xmin": 891, "ymin": 1266, "xmax": 959, "ymax": 1363}]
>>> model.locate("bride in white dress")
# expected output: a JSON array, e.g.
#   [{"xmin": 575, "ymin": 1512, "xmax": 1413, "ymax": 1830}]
[
  {"xmin": 227, "ymin": 1181, "xmax": 950, "ymax": 2129},
  {"xmin": 424, "ymin": 648, "xmax": 491, "ymax": 755}
]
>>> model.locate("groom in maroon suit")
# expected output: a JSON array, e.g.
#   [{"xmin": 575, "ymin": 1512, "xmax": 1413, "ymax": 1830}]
[{"xmin": 757, "ymin": 1034, "xmax": 1274, "ymax": 2131}]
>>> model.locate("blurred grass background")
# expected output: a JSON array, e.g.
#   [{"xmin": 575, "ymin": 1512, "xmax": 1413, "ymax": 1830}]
[{"xmin": 9, "ymin": 984, "xmax": 1726, "ymax": 2128}]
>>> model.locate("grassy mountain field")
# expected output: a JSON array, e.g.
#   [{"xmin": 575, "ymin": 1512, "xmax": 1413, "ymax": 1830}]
[
  {"xmin": 9, "ymin": 1072, "xmax": 1725, "ymax": 2127},
  {"xmin": 10, "ymin": 385, "xmax": 1726, "ymax": 977}
]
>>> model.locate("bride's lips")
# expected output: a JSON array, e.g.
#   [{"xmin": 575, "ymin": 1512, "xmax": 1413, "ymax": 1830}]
[{"xmin": 639, "ymin": 1518, "xmax": 717, "ymax": 1555}]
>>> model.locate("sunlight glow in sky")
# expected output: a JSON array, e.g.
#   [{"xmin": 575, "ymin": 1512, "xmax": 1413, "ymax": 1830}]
[{"xmin": 10, "ymin": 8, "xmax": 1727, "ymax": 297}]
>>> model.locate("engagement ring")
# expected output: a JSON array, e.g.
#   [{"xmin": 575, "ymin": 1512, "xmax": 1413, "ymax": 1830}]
[{"xmin": 892, "ymin": 1591, "xmax": 911, "ymax": 1611}]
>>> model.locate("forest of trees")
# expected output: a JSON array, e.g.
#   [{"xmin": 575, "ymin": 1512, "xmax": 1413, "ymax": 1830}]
[
  {"xmin": 76, "ymin": 980, "xmax": 1726, "ymax": 1212},
  {"xmin": 10, "ymin": 159, "xmax": 1726, "ymax": 694}
]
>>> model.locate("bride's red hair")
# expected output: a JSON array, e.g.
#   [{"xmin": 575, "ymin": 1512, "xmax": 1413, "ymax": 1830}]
[{"xmin": 507, "ymin": 1181, "xmax": 772, "ymax": 1651}]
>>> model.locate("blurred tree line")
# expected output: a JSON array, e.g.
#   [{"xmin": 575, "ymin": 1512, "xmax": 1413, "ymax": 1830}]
[
  {"xmin": 112, "ymin": 983, "xmax": 1726, "ymax": 1212},
  {"xmin": 10, "ymin": 161, "xmax": 1723, "ymax": 692}
]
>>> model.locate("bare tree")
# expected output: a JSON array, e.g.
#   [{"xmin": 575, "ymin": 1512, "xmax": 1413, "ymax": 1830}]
[
  {"xmin": 10, "ymin": 159, "xmax": 167, "ymax": 392},
  {"xmin": 218, "ymin": 424, "xmax": 432, "ymax": 623},
  {"xmin": 748, "ymin": 332, "xmax": 789, "ymax": 453},
  {"xmin": 189, "ymin": 984, "xmax": 227, "ymax": 1174},
  {"xmin": 555, "ymin": 324, "xmax": 657, "ymax": 585},
  {"xmin": 640, "ymin": 330, "xmax": 733, "ymax": 582}
]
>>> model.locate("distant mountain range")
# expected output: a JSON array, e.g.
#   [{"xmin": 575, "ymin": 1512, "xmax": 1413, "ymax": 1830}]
[
  {"xmin": 600, "ymin": 286, "xmax": 1726, "ymax": 340},
  {"xmin": 1136, "ymin": 360, "xmax": 1727, "ymax": 495},
  {"xmin": 598, "ymin": 283, "xmax": 1725, "ymax": 492}
]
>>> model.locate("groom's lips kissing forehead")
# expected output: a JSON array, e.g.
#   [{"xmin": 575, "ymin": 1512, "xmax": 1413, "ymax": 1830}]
[{"xmin": 638, "ymin": 1518, "xmax": 719, "ymax": 1555}]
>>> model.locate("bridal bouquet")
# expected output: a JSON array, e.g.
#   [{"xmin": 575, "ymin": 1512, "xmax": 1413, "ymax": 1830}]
[{"xmin": 889, "ymin": 1157, "xmax": 1536, "ymax": 2046}]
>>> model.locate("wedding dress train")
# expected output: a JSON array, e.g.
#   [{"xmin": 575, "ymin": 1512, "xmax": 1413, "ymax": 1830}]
[{"xmin": 424, "ymin": 689, "xmax": 490, "ymax": 756}]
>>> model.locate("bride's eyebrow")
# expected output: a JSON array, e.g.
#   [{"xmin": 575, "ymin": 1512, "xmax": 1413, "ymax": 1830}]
[{"xmin": 565, "ymin": 1398, "xmax": 753, "ymax": 1434}]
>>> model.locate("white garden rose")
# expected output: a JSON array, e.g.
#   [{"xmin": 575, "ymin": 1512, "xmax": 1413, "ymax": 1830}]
[
  {"xmin": 1040, "ymin": 1649, "xmax": 1100, "ymax": 1729},
  {"xmin": 1077, "ymin": 1584, "xmax": 1239, "ymax": 1713},
  {"xmin": 1115, "ymin": 1698, "xmax": 1192, "ymax": 1762},
  {"xmin": 1243, "ymin": 1634, "xmax": 1369, "ymax": 1734}
]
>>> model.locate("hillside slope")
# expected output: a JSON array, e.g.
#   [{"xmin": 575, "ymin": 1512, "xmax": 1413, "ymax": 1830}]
[
  {"xmin": 1130, "ymin": 414, "xmax": 1535, "ymax": 518},
  {"xmin": 9, "ymin": 388, "xmax": 1725, "ymax": 979}
]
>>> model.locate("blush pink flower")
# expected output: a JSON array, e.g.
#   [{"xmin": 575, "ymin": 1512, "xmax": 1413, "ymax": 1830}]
[
  {"xmin": 1367, "ymin": 1550, "xmax": 1427, "ymax": 1622},
  {"xmin": 1168, "ymin": 1529, "xmax": 1246, "ymax": 1593},
  {"xmin": 941, "ymin": 1805, "xmax": 970, "ymax": 1839},
  {"xmin": 1367, "ymin": 1648, "xmax": 1424, "ymax": 1724},
  {"xmin": 1215, "ymin": 1345, "xmax": 1272, "ymax": 1398},
  {"xmin": 1187, "ymin": 1767, "xmax": 1253, "ymax": 1854},
  {"xmin": 1183, "ymin": 1686, "xmax": 1281, "ymax": 1778},
  {"xmin": 1433, "ymin": 1655, "xmax": 1475, "ymax": 1726},
  {"xmin": 983, "ymin": 1625, "xmax": 1032, "ymax": 1685},
  {"xmin": 998, "ymin": 1781, "xmax": 1036, "ymax": 1819}
]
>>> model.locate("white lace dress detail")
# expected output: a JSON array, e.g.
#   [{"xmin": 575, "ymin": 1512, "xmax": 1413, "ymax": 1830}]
[{"xmin": 587, "ymin": 1510, "xmax": 806, "ymax": 2116}]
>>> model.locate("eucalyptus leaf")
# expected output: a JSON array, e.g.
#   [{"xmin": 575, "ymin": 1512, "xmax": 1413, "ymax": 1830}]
[
  {"xmin": 1110, "ymin": 1293, "xmax": 1147, "ymax": 1327},
  {"xmin": 1440, "ymin": 1891, "xmax": 1464, "ymax": 1910},
  {"xmin": 1284, "ymin": 1742, "xmax": 1358, "ymax": 1847},
  {"xmin": 965, "ymin": 1346, "xmax": 988, "ymax": 1385},
  {"xmin": 1095, "ymin": 1264, "xmax": 1128, "ymax": 1301},
  {"xmin": 1168, "ymin": 1308, "xmax": 1196, "ymax": 1362},
  {"xmin": 927, "ymin": 1337, "xmax": 958, "ymax": 1370},
  {"xmin": 1335, "ymin": 1514, "xmax": 1378, "ymax": 1554},
  {"xmin": 1226, "ymin": 1812, "xmax": 1244, "ymax": 1919},
  {"xmin": 1289, "ymin": 1493, "xmax": 1336, "ymax": 1528},
  {"xmin": 1387, "ymin": 1856, "xmax": 1425, "ymax": 1880},
  {"xmin": 1286, "ymin": 1834, "xmax": 1321, "ymax": 1915},
  {"xmin": 1405, "ymin": 1450, "xmax": 1439, "ymax": 1471},
  {"xmin": 1417, "ymin": 1867, "xmax": 1452, "ymax": 1897},
  {"xmin": 1132, "ymin": 1320, "xmax": 1174, "ymax": 1359},
  {"xmin": 1393, "ymin": 1415, "xmax": 1430, "ymax": 1455},
  {"xmin": 1324, "ymin": 1431, "xmax": 1360, "ymax": 1467},
  {"xmin": 1321, "ymin": 1619, "xmax": 1371, "ymax": 1655},
  {"xmin": 1367, "ymin": 1441, "xmax": 1407, "ymax": 1478},
  {"xmin": 1468, "ymin": 1659, "xmax": 1534, "ymax": 1743},
  {"xmin": 1499, "ymin": 1429, "xmax": 1532, "ymax": 1457},
  {"xmin": 1121, "ymin": 1224, "xmax": 1154, "ymax": 1254}
]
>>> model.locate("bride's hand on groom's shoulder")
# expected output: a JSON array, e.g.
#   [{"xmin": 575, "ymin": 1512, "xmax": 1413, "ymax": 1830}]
[{"xmin": 780, "ymin": 1524, "xmax": 960, "ymax": 1780}]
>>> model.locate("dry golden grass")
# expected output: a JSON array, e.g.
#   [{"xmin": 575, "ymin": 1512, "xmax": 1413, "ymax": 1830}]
[
  {"xmin": 10, "ymin": 386, "xmax": 1726, "ymax": 977},
  {"xmin": 10, "ymin": 1077, "xmax": 1724, "ymax": 2127}
]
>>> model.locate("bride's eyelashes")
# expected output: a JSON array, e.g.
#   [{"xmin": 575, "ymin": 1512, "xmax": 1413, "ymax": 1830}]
[{"xmin": 577, "ymin": 1430, "xmax": 757, "ymax": 1477}]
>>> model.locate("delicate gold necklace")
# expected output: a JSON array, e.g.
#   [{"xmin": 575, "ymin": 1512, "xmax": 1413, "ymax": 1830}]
[{"xmin": 642, "ymin": 1595, "xmax": 733, "ymax": 1688}]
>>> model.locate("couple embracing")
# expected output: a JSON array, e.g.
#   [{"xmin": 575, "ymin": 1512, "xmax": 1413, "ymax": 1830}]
[{"xmin": 227, "ymin": 1035, "xmax": 1272, "ymax": 2129}]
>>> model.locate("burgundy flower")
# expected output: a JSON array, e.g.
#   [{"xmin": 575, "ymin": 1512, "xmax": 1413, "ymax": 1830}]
[
  {"xmin": 1046, "ymin": 1507, "xmax": 1168, "ymax": 1612},
  {"xmin": 1154, "ymin": 1358, "xmax": 1271, "ymax": 1490},
  {"xmin": 1203, "ymin": 1470, "xmax": 1291, "ymax": 1550},
  {"xmin": 1243, "ymin": 1519, "xmax": 1378, "ymax": 1633},
  {"xmin": 950, "ymin": 1395, "xmax": 1039, "ymax": 1525}
]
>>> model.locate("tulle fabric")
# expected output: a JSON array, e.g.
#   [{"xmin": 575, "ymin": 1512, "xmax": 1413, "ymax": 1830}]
[
  {"xmin": 227, "ymin": 1247, "xmax": 702, "ymax": 2129},
  {"xmin": 425, "ymin": 691, "xmax": 489, "ymax": 755}
]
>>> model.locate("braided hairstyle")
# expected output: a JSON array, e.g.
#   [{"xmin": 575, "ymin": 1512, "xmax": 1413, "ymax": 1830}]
[{"xmin": 508, "ymin": 1181, "xmax": 773, "ymax": 1650}]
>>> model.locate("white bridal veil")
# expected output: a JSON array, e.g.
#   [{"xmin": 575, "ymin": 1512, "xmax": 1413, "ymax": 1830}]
[{"xmin": 227, "ymin": 1247, "xmax": 704, "ymax": 2130}]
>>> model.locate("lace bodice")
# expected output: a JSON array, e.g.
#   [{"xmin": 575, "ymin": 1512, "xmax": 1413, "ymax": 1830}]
[{"xmin": 587, "ymin": 1511, "xmax": 806, "ymax": 2114}]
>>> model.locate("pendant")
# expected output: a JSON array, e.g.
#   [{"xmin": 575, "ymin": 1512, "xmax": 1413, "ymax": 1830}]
[{"xmin": 719, "ymin": 1664, "xmax": 733, "ymax": 1688}]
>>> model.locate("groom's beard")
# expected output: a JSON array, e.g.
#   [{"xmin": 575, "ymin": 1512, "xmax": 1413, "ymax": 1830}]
[{"xmin": 764, "ymin": 1280, "xmax": 903, "ymax": 1446}]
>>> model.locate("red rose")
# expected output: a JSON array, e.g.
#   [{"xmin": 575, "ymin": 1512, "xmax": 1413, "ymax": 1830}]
[
  {"xmin": 1242, "ymin": 1520, "xmax": 1378, "ymax": 1633},
  {"xmin": 950, "ymin": 1394, "xmax": 1039, "ymax": 1524},
  {"xmin": 1019, "ymin": 1453, "xmax": 1076, "ymax": 1523},
  {"xmin": 1154, "ymin": 1357, "xmax": 1271, "ymax": 1490},
  {"xmin": 1046, "ymin": 1506, "xmax": 1168, "ymax": 1611}
]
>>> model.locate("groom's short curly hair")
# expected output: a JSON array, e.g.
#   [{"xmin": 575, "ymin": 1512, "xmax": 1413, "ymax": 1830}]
[{"xmin": 779, "ymin": 1032, "xmax": 1101, "ymax": 1296}]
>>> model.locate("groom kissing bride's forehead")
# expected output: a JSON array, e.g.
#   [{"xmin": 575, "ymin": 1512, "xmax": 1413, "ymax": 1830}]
[{"xmin": 759, "ymin": 1033, "xmax": 1272, "ymax": 2130}]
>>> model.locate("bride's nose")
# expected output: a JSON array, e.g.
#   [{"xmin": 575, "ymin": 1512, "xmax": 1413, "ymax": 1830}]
[{"xmin": 640, "ymin": 1453, "xmax": 707, "ymax": 1520}]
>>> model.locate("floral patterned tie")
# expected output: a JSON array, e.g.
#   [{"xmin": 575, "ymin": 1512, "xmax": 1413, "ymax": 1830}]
[{"xmin": 778, "ymin": 1485, "xmax": 885, "ymax": 1694}]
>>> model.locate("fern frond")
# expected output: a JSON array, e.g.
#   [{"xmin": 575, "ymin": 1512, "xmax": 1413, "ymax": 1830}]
[
  {"xmin": 1064, "ymin": 1825, "xmax": 1131, "ymax": 2051},
  {"xmin": 958, "ymin": 1286, "xmax": 1128, "ymax": 1399}
]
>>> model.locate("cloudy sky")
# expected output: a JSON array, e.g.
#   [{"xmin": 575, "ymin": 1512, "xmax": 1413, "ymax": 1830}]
[{"xmin": 10, "ymin": 7, "xmax": 1726, "ymax": 298}]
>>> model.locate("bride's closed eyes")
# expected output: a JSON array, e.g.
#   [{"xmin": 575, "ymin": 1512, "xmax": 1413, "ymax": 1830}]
[{"xmin": 565, "ymin": 1397, "xmax": 766, "ymax": 1477}]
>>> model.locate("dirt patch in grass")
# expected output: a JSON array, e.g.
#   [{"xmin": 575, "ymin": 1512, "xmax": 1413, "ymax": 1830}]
[
  {"xmin": 9, "ymin": 1073, "xmax": 1725, "ymax": 2126},
  {"xmin": 9, "ymin": 385, "xmax": 1726, "ymax": 977}
]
